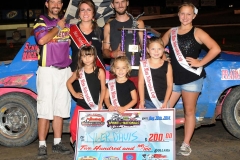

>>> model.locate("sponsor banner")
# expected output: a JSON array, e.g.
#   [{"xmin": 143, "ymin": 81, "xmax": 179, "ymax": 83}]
[
  {"xmin": 144, "ymin": 6, "xmax": 160, "ymax": 15},
  {"xmin": 201, "ymin": 0, "xmax": 216, "ymax": 6},
  {"xmin": 183, "ymin": 0, "xmax": 199, "ymax": 7},
  {"xmin": 75, "ymin": 109, "xmax": 175, "ymax": 160},
  {"xmin": 2, "ymin": 10, "xmax": 22, "ymax": 19},
  {"xmin": 166, "ymin": 0, "xmax": 182, "ymax": 7},
  {"xmin": 24, "ymin": 9, "xmax": 43, "ymax": 19},
  {"xmin": 129, "ymin": 7, "xmax": 143, "ymax": 16}
]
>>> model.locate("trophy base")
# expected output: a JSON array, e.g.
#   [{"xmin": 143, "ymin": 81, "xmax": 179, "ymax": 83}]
[{"xmin": 131, "ymin": 66, "xmax": 139, "ymax": 70}]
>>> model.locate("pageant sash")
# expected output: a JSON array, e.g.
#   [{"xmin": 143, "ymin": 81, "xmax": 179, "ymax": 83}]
[
  {"xmin": 70, "ymin": 24, "xmax": 105, "ymax": 70},
  {"xmin": 171, "ymin": 27, "xmax": 202, "ymax": 76},
  {"xmin": 140, "ymin": 60, "xmax": 162, "ymax": 109},
  {"xmin": 108, "ymin": 79, "xmax": 120, "ymax": 107},
  {"xmin": 79, "ymin": 69, "xmax": 98, "ymax": 110}
]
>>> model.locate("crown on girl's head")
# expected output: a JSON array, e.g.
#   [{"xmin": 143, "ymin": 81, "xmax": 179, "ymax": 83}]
[{"xmin": 80, "ymin": 44, "xmax": 95, "ymax": 50}]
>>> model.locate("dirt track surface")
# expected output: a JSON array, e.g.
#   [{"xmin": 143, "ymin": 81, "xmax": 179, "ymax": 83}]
[{"xmin": 0, "ymin": 120, "xmax": 240, "ymax": 160}]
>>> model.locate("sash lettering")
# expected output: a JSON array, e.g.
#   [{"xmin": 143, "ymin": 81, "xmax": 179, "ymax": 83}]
[
  {"xmin": 108, "ymin": 79, "xmax": 120, "ymax": 107},
  {"xmin": 140, "ymin": 60, "xmax": 162, "ymax": 109},
  {"xmin": 79, "ymin": 69, "xmax": 98, "ymax": 110}
]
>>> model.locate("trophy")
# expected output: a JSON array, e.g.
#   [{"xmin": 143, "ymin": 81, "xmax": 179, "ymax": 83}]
[{"xmin": 120, "ymin": 12, "xmax": 147, "ymax": 67}]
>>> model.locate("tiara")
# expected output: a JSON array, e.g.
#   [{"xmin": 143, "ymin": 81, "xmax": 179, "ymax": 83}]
[{"xmin": 80, "ymin": 44, "xmax": 95, "ymax": 50}]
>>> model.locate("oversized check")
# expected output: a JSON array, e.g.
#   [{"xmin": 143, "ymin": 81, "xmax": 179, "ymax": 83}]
[{"xmin": 75, "ymin": 109, "xmax": 175, "ymax": 160}]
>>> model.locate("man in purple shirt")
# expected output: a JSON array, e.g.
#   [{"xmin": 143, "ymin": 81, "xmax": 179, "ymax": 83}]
[{"xmin": 33, "ymin": 0, "xmax": 71, "ymax": 159}]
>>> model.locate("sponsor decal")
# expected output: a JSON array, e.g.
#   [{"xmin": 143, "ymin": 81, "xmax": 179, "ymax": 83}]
[
  {"xmin": 7, "ymin": 10, "xmax": 18, "ymax": 19},
  {"xmin": 24, "ymin": 10, "xmax": 33, "ymax": 17},
  {"xmin": 78, "ymin": 156, "xmax": 97, "ymax": 160},
  {"xmin": 154, "ymin": 153, "xmax": 167, "ymax": 158},
  {"xmin": 22, "ymin": 42, "xmax": 38, "ymax": 61},
  {"xmin": 81, "ymin": 114, "xmax": 105, "ymax": 127},
  {"xmin": 0, "ymin": 74, "xmax": 33, "ymax": 87},
  {"xmin": 107, "ymin": 113, "xmax": 141, "ymax": 129},
  {"xmin": 221, "ymin": 69, "xmax": 240, "ymax": 80},
  {"xmin": 123, "ymin": 153, "xmax": 136, "ymax": 160},
  {"xmin": 102, "ymin": 156, "xmax": 119, "ymax": 160},
  {"xmin": 142, "ymin": 154, "xmax": 167, "ymax": 159}
]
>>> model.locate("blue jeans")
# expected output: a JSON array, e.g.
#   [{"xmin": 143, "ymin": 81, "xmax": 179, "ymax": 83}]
[
  {"xmin": 173, "ymin": 77, "xmax": 204, "ymax": 93},
  {"xmin": 145, "ymin": 99, "xmax": 164, "ymax": 109}
]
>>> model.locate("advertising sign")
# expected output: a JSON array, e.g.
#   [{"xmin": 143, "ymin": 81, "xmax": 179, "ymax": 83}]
[
  {"xmin": 75, "ymin": 109, "xmax": 175, "ymax": 160},
  {"xmin": 129, "ymin": 7, "xmax": 143, "ymax": 16},
  {"xmin": 144, "ymin": 6, "xmax": 160, "ymax": 15},
  {"xmin": 201, "ymin": 0, "xmax": 216, "ymax": 6},
  {"xmin": 166, "ymin": 0, "xmax": 182, "ymax": 7},
  {"xmin": 183, "ymin": 0, "xmax": 199, "ymax": 7},
  {"xmin": 24, "ymin": 9, "xmax": 43, "ymax": 19},
  {"xmin": 2, "ymin": 10, "xmax": 22, "ymax": 20}
]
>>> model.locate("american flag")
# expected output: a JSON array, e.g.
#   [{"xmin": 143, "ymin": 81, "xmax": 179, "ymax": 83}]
[{"xmin": 64, "ymin": 0, "xmax": 114, "ymax": 27}]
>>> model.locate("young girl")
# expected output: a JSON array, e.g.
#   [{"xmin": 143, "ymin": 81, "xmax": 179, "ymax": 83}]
[
  {"xmin": 104, "ymin": 56, "xmax": 138, "ymax": 114},
  {"xmin": 162, "ymin": 2, "xmax": 220, "ymax": 156},
  {"xmin": 138, "ymin": 37, "xmax": 173, "ymax": 109},
  {"xmin": 67, "ymin": 45, "xmax": 106, "ymax": 146}
]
